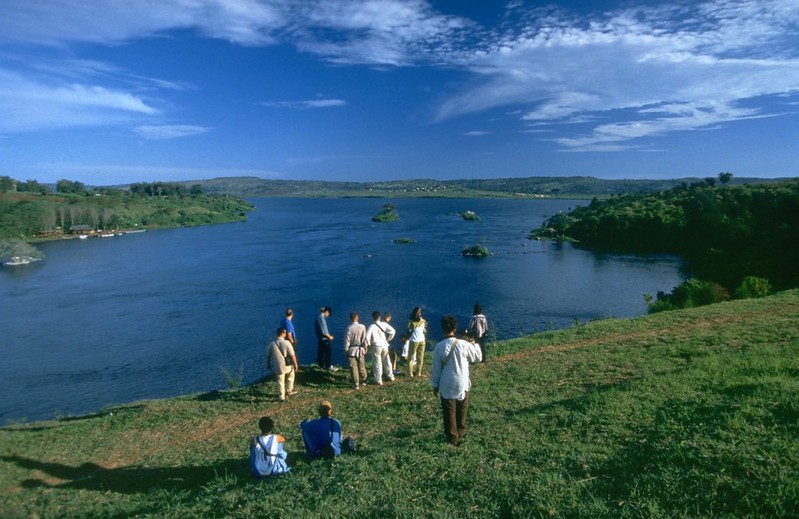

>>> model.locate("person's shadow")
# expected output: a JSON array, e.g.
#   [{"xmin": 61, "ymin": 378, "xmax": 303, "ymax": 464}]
[{"xmin": 2, "ymin": 455, "xmax": 249, "ymax": 494}]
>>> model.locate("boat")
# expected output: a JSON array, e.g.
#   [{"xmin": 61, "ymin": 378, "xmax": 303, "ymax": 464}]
[{"xmin": 3, "ymin": 256, "xmax": 34, "ymax": 266}]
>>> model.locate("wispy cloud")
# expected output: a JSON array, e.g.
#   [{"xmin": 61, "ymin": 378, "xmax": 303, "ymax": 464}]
[
  {"xmin": 434, "ymin": 0, "xmax": 799, "ymax": 150},
  {"xmin": 259, "ymin": 98, "xmax": 347, "ymax": 109},
  {"xmin": 134, "ymin": 125, "xmax": 211, "ymax": 140},
  {"xmin": 462, "ymin": 131, "xmax": 492, "ymax": 137},
  {"xmin": 0, "ymin": 68, "xmax": 158, "ymax": 132}
]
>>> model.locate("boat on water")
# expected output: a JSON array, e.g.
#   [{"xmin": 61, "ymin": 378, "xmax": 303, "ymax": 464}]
[{"xmin": 3, "ymin": 256, "xmax": 38, "ymax": 266}]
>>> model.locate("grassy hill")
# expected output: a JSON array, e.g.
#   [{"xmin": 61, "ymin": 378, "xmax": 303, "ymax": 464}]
[{"xmin": 1, "ymin": 290, "xmax": 797, "ymax": 518}]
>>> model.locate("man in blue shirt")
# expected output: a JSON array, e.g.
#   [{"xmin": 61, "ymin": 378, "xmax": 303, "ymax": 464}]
[
  {"xmin": 315, "ymin": 306, "xmax": 335, "ymax": 370},
  {"xmin": 300, "ymin": 400, "xmax": 342, "ymax": 458}
]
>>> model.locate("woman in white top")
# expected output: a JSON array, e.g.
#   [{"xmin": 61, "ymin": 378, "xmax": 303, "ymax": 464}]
[{"xmin": 406, "ymin": 306, "xmax": 428, "ymax": 378}]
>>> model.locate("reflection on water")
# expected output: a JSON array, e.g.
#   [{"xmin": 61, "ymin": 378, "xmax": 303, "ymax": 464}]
[{"xmin": 0, "ymin": 198, "xmax": 684, "ymax": 422}]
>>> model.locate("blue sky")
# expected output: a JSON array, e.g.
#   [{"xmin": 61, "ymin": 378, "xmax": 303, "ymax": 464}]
[{"xmin": 1, "ymin": 0, "xmax": 798, "ymax": 185}]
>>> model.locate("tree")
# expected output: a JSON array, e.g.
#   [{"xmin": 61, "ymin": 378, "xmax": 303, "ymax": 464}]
[
  {"xmin": 718, "ymin": 172, "xmax": 734, "ymax": 184},
  {"xmin": 56, "ymin": 179, "xmax": 85, "ymax": 194}
]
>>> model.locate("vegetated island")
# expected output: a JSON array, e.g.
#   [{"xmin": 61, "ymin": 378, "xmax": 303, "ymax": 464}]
[
  {"xmin": 530, "ymin": 174, "xmax": 799, "ymax": 304},
  {"xmin": 1, "ymin": 289, "xmax": 797, "ymax": 517},
  {"xmin": 461, "ymin": 244, "xmax": 490, "ymax": 257},
  {"xmin": 461, "ymin": 210, "xmax": 480, "ymax": 221},
  {"xmin": 371, "ymin": 203, "xmax": 399, "ymax": 222},
  {"xmin": 0, "ymin": 177, "xmax": 254, "ymax": 264}
]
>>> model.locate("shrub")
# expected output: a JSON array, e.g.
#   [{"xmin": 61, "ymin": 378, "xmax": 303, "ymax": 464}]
[
  {"xmin": 648, "ymin": 278, "xmax": 730, "ymax": 313},
  {"xmin": 735, "ymin": 276, "xmax": 772, "ymax": 299}
]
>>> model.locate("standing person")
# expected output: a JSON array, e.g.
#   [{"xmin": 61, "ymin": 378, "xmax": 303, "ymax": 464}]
[
  {"xmin": 469, "ymin": 303, "xmax": 489, "ymax": 363},
  {"xmin": 406, "ymin": 307, "xmax": 428, "ymax": 378},
  {"xmin": 280, "ymin": 308, "xmax": 297, "ymax": 350},
  {"xmin": 384, "ymin": 312, "xmax": 401, "ymax": 375},
  {"xmin": 430, "ymin": 315, "xmax": 482, "ymax": 446},
  {"xmin": 250, "ymin": 416, "xmax": 290, "ymax": 478},
  {"xmin": 315, "ymin": 306, "xmax": 335, "ymax": 370},
  {"xmin": 366, "ymin": 310, "xmax": 395, "ymax": 385},
  {"xmin": 300, "ymin": 400, "xmax": 342, "ymax": 459},
  {"xmin": 265, "ymin": 327, "xmax": 299, "ymax": 401},
  {"xmin": 280, "ymin": 308, "xmax": 299, "ymax": 368},
  {"xmin": 343, "ymin": 312, "xmax": 368, "ymax": 389}
]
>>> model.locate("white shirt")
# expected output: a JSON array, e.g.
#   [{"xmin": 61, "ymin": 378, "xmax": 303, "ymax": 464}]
[
  {"xmin": 430, "ymin": 337, "xmax": 482, "ymax": 400},
  {"xmin": 366, "ymin": 321, "xmax": 395, "ymax": 349}
]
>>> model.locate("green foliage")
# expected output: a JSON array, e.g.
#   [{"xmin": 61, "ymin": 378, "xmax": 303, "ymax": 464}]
[
  {"xmin": 0, "ymin": 181, "xmax": 254, "ymax": 241},
  {"xmin": 533, "ymin": 180, "xmax": 799, "ymax": 290},
  {"xmin": 371, "ymin": 203, "xmax": 399, "ymax": 222},
  {"xmin": 393, "ymin": 237, "xmax": 416, "ymax": 244},
  {"xmin": 56, "ymin": 179, "xmax": 85, "ymax": 194},
  {"xmin": 461, "ymin": 210, "xmax": 480, "ymax": 220},
  {"xmin": 461, "ymin": 244, "xmax": 490, "ymax": 257},
  {"xmin": 1, "ymin": 290, "xmax": 798, "ymax": 517},
  {"xmin": 648, "ymin": 278, "xmax": 730, "ymax": 313},
  {"xmin": 220, "ymin": 365, "xmax": 245, "ymax": 389},
  {"xmin": 735, "ymin": 276, "xmax": 772, "ymax": 299}
]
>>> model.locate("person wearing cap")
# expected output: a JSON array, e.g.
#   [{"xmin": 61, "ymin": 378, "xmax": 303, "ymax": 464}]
[
  {"xmin": 315, "ymin": 306, "xmax": 335, "ymax": 370},
  {"xmin": 431, "ymin": 315, "xmax": 482, "ymax": 446},
  {"xmin": 265, "ymin": 327, "xmax": 299, "ymax": 401},
  {"xmin": 300, "ymin": 400, "xmax": 342, "ymax": 458}
]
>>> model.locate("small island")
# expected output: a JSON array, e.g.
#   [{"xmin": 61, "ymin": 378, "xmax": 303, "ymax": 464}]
[
  {"xmin": 393, "ymin": 237, "xmax": 416, "ymax": 244},
  {"xmin": 461, "ymin": 210, "xmax": 480, "ymax": 221},
  {"xmin": 461, "ymin": 244, "xmax": 490, "ymax": 258},
  {"xmin": 372, "ymin": 203, "xmax": 399, "ymax": 222}
]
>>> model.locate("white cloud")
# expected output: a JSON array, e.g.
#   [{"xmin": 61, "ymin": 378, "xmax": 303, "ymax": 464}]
[
  {"xmin": 434, "ymin": 0, "xmax": 799, "ymax": 150},
  {"xmin": 259, "ymin": 98, "xmax": 347, "ymax": 109},
  {"xmin": 462, "ymin": 131, "xmax": 492, "ymax": 137},
  {"xmin": 0, "ymin": 68, "xmax": 158, "ymax": 132},
  {"xmin": 134, "ymin": 125, "xmax": 211, "ymax": 140}
]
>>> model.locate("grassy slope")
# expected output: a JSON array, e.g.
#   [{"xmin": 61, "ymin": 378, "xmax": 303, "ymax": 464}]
[{"xmin": 1, "ymin": 291, "xmax": 797, "ymax": 518}]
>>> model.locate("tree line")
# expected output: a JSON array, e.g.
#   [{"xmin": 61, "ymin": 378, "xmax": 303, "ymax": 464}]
[
  {"xmin": 531, "ymin": 173, "xmax": 799, "ymax": 297},
  {"xmin": 0, "ymin": 176, "xmax": 253, "ymax": 240}
]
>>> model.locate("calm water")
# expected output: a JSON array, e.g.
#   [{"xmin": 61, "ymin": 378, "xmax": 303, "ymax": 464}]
[{"xmin": 0, "ymin": 198, "xmax": 684, "ymax": 423}]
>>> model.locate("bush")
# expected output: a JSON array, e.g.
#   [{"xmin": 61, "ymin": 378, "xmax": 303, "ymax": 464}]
[
  {"xmin": 648, "ymin": 278, "xmax": 730, "ymax": 313},
  {"xmin": 735, "ymin": 276, "xmax": 772, "ymax": 299}
]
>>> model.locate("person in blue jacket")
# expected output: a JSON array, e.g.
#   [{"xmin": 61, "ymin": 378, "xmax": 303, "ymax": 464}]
[{"xmin": 300, "ymin": 400, "xmax": 342, "ymax": 459}]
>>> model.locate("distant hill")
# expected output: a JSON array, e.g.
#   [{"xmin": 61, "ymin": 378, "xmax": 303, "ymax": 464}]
[{"xmin": 177, "ymin": 175, "xmax": 790, "ymax": 199}]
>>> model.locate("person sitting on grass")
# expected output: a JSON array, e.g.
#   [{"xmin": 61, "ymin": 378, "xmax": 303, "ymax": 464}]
[
  {"xmin": 250, "ymin": 416, "xmax": 290, "ymax": 478},
  {"xmin": 300, "ymin": 400, "xmax": 342, "ymax": 459}
]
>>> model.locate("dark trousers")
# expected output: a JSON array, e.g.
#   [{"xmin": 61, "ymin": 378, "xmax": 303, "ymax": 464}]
[
  {"xmin": 317, "ymin": 338, "xmax": 332, "ymax": 368},
  {"xmin": 440, "ymin": 393, "xmax": 469, "ymax": 444}
]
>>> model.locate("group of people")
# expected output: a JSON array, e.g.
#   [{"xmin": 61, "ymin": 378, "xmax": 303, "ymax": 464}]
[{"xmin": 252, "ymin": 306, "xmax": 490, "ymax": 478}]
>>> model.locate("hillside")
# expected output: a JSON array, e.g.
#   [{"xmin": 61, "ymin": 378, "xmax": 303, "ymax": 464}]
[
  {"xmin": 1, "ymin": 290, "xmax": 797, "ymax": 518},
  {"xmin": 182, "ymin": 175, "xmax": 787, "ymax": 199}
]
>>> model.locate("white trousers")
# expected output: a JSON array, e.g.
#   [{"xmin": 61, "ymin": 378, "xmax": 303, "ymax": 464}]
[{"xmin": 372, "ymin": 346, "xmax": 394, "ymax": 384}]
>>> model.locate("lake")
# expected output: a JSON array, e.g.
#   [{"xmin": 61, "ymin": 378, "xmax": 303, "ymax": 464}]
[{"xmin": 0, "ymin": 197, "xmax": 684, "ymax": 423}]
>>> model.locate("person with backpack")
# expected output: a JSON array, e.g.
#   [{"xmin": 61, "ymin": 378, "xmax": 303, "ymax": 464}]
[
  {"xmin": 250, "ymin": 416, "xmax": 290, "ymax": 478},
  {"xmin": 468, "ymin": 303, "xmax": 488, "ymax": 363},
  {"xmin": 265, "ymin": 327, "xmax": 299, "ymax": 401},
  {"xmin": 300, "ymin": 400, "xmax": 342, "ymax": 459}
]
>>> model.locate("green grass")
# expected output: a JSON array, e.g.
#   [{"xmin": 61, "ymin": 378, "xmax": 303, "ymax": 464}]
[{"xmin": 2, "ymin": 291, "xmax": 798, "ymax": 518}]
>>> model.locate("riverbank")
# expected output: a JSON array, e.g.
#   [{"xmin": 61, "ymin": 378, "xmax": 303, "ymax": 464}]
[{"xmin": 2, "ymin": 290, "xmax": 797, "ymax": 517}]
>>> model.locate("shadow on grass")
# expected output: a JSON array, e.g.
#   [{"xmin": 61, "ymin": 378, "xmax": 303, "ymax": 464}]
[
  {"xmin": 2, "ymin": 455, "xmax": 247, "ymax": 494},
  {"xmin": 3, "ymin": 448, "xmax": 374, "ymax": 495}
]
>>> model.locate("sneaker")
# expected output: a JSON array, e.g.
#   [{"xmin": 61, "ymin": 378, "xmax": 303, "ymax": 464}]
[
  {"xmin": 288, "ymin": 390, "xmax": 298, "ymax": 396},
  {"xmin": 353, "ymin": 385, "xmax": 360, "ymax": 390},
  {"xmin": 329, "ymin": 366, "xmax": 339, "ymax": 372}
]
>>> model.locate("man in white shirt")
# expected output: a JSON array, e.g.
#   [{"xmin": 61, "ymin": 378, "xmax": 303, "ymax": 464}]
[
  {"xmin": 366, "ymin": 310, "xmax": 395, "ymax": 386},
  {"xmin": 430, "ymin": 315, "xmax": 482, "ymax": 445}
]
